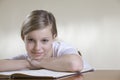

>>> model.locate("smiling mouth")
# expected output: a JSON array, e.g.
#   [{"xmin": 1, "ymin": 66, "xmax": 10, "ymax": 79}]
[
  {"xmin": 32, "ymin": 53, "xmax": 44, "ymax": 60},
  {"xmin": 33, "ymin": 52, "xmax": 44, "ymax": 56},
  {"xmin": 31, "ymin": 51, "xmax": 44, "ymax": 58}
]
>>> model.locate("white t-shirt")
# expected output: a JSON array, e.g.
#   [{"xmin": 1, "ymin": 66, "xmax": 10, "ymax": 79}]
[{"xmin": 11, "ymin": 41, "xmax": 79, "ymax": 60}]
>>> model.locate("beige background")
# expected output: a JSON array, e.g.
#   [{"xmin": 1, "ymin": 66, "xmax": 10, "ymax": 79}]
[{"xmin": 0, "ymin": 0, "xmax": 120, "ymax": 70}]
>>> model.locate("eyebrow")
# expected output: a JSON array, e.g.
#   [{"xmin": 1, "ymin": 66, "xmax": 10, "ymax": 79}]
[{"xmin": 25, "ymin": 35, "xmax": 51, "ymax": 39}]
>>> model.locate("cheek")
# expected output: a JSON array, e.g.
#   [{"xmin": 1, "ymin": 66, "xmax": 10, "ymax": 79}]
[
  {"xmin": 25, "ymin": 43, "xmax": 34, "ymax": 52},
  {"xmin": 44, "ymin": 42, "xmax": 53, "ymax": 52}
]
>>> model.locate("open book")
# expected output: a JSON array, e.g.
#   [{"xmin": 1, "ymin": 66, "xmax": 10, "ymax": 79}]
[{"xmin": 0, "ymin": 60, "xmax": 94, "ymax": 79}]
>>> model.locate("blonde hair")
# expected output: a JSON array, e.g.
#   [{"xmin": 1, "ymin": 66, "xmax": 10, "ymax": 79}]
[{"xmin": 21, "ymin": 10, "xmax": 57, "ymax": 40}]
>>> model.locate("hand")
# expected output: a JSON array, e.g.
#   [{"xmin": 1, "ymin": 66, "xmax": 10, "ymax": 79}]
[
  {"xmin": 27, "ymin": 50, "xmax": 53, "ymax": 69},
  {"xmin": 26, "ymin": 57, "xmax": 42, "ymax": 69}
]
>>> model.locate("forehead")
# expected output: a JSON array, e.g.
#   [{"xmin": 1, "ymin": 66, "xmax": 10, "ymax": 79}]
[{"xmin": 25, "ymin": 26, "xmax": 52, "ymax": 38}]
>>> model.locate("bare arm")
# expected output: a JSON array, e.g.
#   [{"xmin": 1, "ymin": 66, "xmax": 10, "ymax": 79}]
[
  {"xmin": 29, "ymin": 54, "xmax": 83, "ymax": 72},
  {"xmin": 0, "ymin": 59, "xmax": 30, "ymax": 72}
]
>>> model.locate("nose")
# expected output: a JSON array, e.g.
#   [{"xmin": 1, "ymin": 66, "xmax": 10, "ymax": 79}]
[{"xmin": 34, "ymin": 42, "xmax": 43, "ymax": 51}]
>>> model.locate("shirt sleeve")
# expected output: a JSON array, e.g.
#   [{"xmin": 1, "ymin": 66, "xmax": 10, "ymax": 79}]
[
  {"xmin": 53, "ymin": 41, "xmax": 79, "ymax": 57},
  {"xmin": 8, "ymin": 53, "xmax": 27, "ymax": 60}
]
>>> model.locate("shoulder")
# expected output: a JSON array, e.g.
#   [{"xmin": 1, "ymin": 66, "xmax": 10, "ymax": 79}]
[
  {"xmin": 10, "ymin": 53, "xmax": 28, "ymax": 60},
  {"xmin": 53, "ymin": 41, "xmax": 73, "ymax": 50},
  {"xmin": 52, "ymin": 41, "xmax": 79, "ymax": 57}
]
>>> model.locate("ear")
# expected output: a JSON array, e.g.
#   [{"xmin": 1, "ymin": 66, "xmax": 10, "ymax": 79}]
[{"xmin": 53, "ymin": 34, "xmax": 56, "ymax": 39}]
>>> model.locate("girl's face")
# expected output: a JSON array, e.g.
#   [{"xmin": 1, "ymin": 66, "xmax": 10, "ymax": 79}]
[{"xmin": 24, "ymin": 26, "xmax": 54, "ymax": 60}]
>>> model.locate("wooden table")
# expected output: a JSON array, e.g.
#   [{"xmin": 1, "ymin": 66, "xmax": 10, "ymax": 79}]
[
  {"xmin": 1, "ymin": 70, "xmax": 120, "ymax": 80},
  {"xmin": 59, "ymin": 70, "xmax": 120, "ymax": 80}
]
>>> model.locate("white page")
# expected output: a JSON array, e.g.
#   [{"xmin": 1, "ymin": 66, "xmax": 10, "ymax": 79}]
[{"xmin": 0, "ymin": 69, "xmax": 77, "ymax": 78}]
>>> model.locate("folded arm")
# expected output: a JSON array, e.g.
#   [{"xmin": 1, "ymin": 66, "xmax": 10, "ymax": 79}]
[
  {"xmin": 0, "ymin": 59, "xmax": 29, "ymax": 72},
  {"xmin": 0, "ymin": 54, "xmax": 83, "ymax": 72},
  {"xmin": 29, "ymin": 54, "xmax": 83, "ymax": 72}
]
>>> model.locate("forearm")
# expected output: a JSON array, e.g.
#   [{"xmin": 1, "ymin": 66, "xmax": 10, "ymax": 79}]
[
  {"xmin": 31, "ymin": 54, "xmax": 83, "ymax": 72},
  {"xmin": 41, "ymin": 57, "xmax": 74, "ymax": 71},
  {"xmin": 0, "ymin": 59, "xmax": 29, "ymax": 72}
]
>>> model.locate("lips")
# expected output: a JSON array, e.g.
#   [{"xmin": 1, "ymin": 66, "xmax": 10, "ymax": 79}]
[
  {"xmin": 31, "ymin": 52, "xmax": 44, "ymax": 60},
  {"xmin": 34, "ymin": 52, "xmax": 44, "ymax": 56}
]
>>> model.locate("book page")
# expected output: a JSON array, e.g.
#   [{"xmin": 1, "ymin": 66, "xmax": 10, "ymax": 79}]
[{"xmin": 0, "ymin": 69, "xmax": 76, "ymax": 78}]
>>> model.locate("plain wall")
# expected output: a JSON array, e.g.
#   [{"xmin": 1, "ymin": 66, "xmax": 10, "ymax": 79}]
[{"xmin": 0, "ymin": 0, "xmax": 120, "ymax": 70}]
